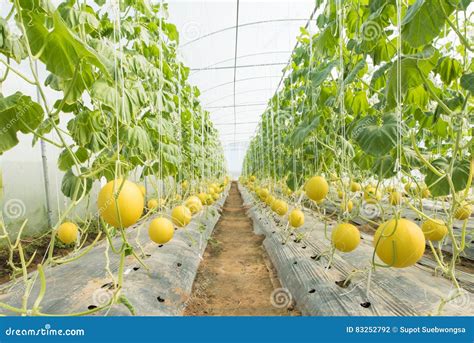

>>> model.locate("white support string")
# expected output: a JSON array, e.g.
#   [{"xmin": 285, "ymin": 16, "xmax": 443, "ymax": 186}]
[{"xmin": 395, "ymin": 0, "xmax": 403, "ymax": 211}]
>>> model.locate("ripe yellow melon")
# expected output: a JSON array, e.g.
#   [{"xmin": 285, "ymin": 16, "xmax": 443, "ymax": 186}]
[
  {"xmin": 147, "ymin": 198, "xmax": 159, "ymax": 209},
  {"xmin": 331, "ymin": 223, "xmax": 360, "ymax": 252},
  {"xmin": 350, "ymin": 181, "xmax": 361, "ymax": 192},
  {"xmin": 364, "ymin": 186, "xmax": 381, "ymax": 203},
  {"xmin": 98, "ymin": 179, "xmax": 144, "ymax": 228},
  {"xmin": 340, "ymin": 200, "xmax": 353, "ymax": 212},
  {"xmin": 265, "ymin": 195, "xmax": 275, "ymax": 206},
  {"xmin": 389, "ymin": 191, "xmax": 402, "ymax": 205},
  {"xmin": 289, "ymin": 209, "xmax": 304, "ymax": 228},
  {"xmin": 272, "ymin": 199, "xmax": 288, "ymax": 216},
  {"xmin": 148, "ymin": 217, "xmax": 174, "ymax": 244},
  {"xmin": 404, "ymin": 183, "xmax": 415, "ymax": 193},
  {"xmin": 259, "ymin": 188, "xmax": 270, "ymax": 200},
  {"xmin": 454, "ymin": 204, "xmax": 472, "ymax": 220},
  {"xmin": 421, "ymin": 219, "xmax": 448, "ymax": 241},
  {"xmin": 185, "ymin": 196, "xmax": 203, "ymax": 214},
  {"xmin": 304, "ymin": 176, "xmax": 329, "ymax": 202},
  {"xmin": 197, "ymin": 193, "xmax": 208, "ymax": 205},
  {"xmin": 181, "ymin": 180, "xmax": 189, "ymax": 189},
  {"xmin": 57, "ymin": 222, "xmax": 78, "ymax": 245},
  {"xmin": 171, "ymin": 205, "xmax": 192, "ymax": 227},
  {"xmin": 374, "ymin": 218, "xmax": 425, "ymax": 268}
]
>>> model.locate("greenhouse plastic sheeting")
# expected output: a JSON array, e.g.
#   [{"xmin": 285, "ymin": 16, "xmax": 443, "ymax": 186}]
[
  {"xmin": 0, "ymin": 189, "xmax": 228, "ymax": 316},
  {"xmin": 239, "ymin": 185, "xmax": 473, "ymax": 316}
]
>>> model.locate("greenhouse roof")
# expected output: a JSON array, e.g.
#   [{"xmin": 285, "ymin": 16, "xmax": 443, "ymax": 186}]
[{"xmin": 168, "ymin": 0, "xmax": 316, "ymax": 176}]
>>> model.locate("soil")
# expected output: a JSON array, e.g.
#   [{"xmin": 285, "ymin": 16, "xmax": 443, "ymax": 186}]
[
  {"xmin": 184, "ymin": 182, "xmax": 299, "ymax": 316},
  {"xmin": 0, "ymin": 232, "xmax": 99, "ymax": 285}
]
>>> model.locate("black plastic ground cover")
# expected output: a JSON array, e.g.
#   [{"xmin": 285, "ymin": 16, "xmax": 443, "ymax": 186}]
[
  {"xmin": 239, "ymin": 184, "xmax": 473, "ymax": 316},
  {"xmin": 322, "ymin": 196, "xmax": 474, "ymax": 261},
  {"xmin": 0, "ymin": 189, "xmax": 229, "ymax": 316}
]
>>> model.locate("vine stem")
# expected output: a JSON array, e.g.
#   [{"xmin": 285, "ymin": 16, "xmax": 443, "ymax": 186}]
[
  {"xmin": 419, "ymin": 69, "xmax": 455, "ymax": 116},
  {"xmin": 0, "ymin": 58, "xmax": 36, "ymax": 84},
  {"xmin": 440, "ymin": 1, "xmax": 473, "ymax": 52}
]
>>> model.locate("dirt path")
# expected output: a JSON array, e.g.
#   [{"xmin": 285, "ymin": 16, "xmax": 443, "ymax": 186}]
[{"xmin": 184, "ymin": 182, "xmax": 298, "ymax": 316}]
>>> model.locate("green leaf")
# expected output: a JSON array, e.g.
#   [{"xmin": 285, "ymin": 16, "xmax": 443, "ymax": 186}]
[
  {"xmin": 385, "ymin": 59, "xmax": 422, "ymax": 108},
  {"xmin": 353, "ymin": 150, "xmax": 374, "ymax": 171},
  {"xmin": 401, "ymin": 147, "xmax": 423, "ymax": 168},
  {"xmin": 57, "ymin": 147, "xmax": 89, "ymax": 171},
  {"xmin": 344, "ymin": 59, "xmax": 366, "ymax": 85},
  {"xmin": 120, "ymin": 126, "xmax": 152, "ymax": 156},
  {"xmin": 348, "ymin": 91, "xmax": 369, "ymax": 116},
  {"xmin": 312, "ymin": 26, "xmax": 337, "ymax": 57},
  {"xmin": 371, "ymin": 38, "xmax": 396, "ymax": 65},
  {"xmin": 460, "ymin": 73, "xmax": 474, "ymax": 93},
  {"xmin": 405, "ymin": 84, "xmax": 429, "ymax": 109},
  {"xmin": 58, "ymin": 3, "xmax": 100, "ymax": 33},
  {"xmin": 384, "ymin": 48, "xmax": 438, "ymax": 109},
  {"xmin": 67, "ymin": 110, "xmax": 109, "ymax": 152},
  {"xmin": 45, "ymin": 67, "xmax": 94, "ymax": 103},
  {"xmin": 311, "ymin": 61, "xmax": 337, "ymax": 88},
  {"xmin": 61, "ymin": 169, "xmax": 92, "ymax": 199},
  {"xmin": 0, "ymin": 92, "xmax": 44, "ymax": 154},
  {"xmin": 0, "ymin": 19, "xmax": 27, "ymax": 63},
  {"xmin": 163, "ymin": 22, "xmax": 179, "ymax": 42},
  {"xmin": 19, "ymin": 0, "xmax": 55, "ymax": 12},
  {"xmin": 371, "ymin": 62, "xmax": 392, "ymax": 90},
  {"xmin": 425, "ymin": 158, "xmax": 470, "ymax": 197},
  {"xmin": 402, "ymin": 0, "xmax": 454, "ymax": 48},
  {"xmin": 436, "ymin": 57, "xmax": 462, "ymax": 86},
  {"xmin": 288, "ymin": 115, "xmax": 320, "ymax": 147},
  {"xmin": 352, "ymin": 113, "xmax": 401, "ymax": 157},
  {"xmin": 22, "ymin": 11, "xmax": 108, "ymax": 79},
  {"xmin": 90, "ymin": 80, "xmax": 147, "ymax": 123},
  {"xmin": 373, "ymin": 155, "xmax": 396, "ymax": 179}
]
